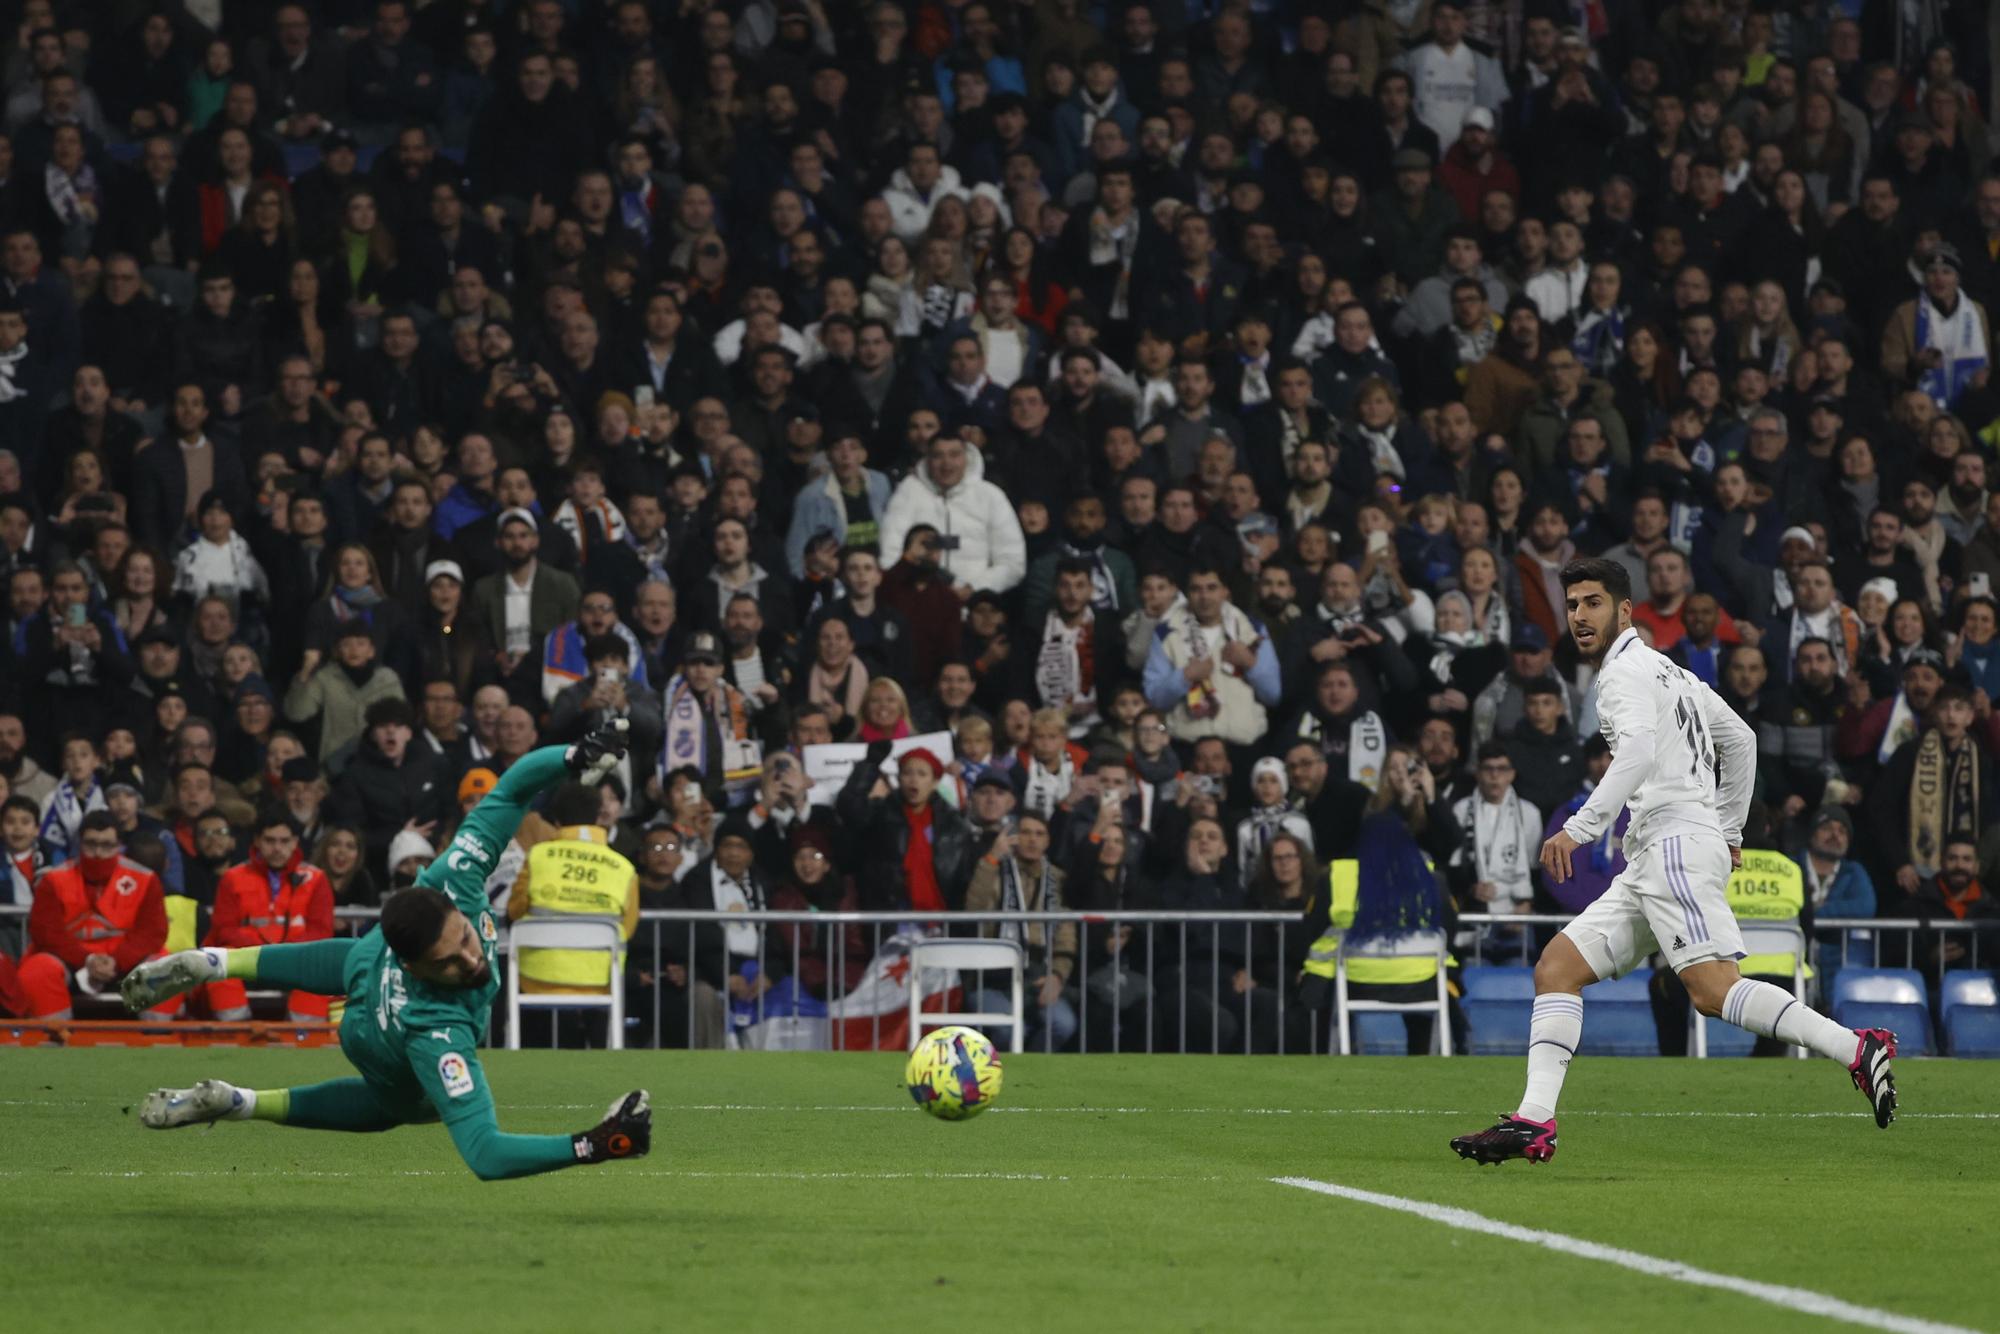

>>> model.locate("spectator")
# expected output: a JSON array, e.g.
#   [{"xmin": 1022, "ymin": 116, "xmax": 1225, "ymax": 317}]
[
  {"xmin": 837, "ymin": 744, "xmax": 973, "ymax": 913},
  {"xmin": 879, "ymin": 434, "xmax": 1026, "ymax": 596},
  {"xmin": 1142, "ymin": 564, "xmax": 1281, "ymax": 749},
  {"xmin": 966, "ymin": 811, "xmax": 1077, "ymax": 1051},
  {"xmin": 16, "ymin": 810, "xmax": 175, "ymax": 1019},
  {"xmin": 283, "ymin": 622, "xmax": 406, "ymax": 764},
  {"xmin": 327, "ymin": 697, "xmax": 447, "ymax": 876},
  {"xmin": 201, "ymin": 809, "xmax": 335, "ymax": 1021},
  {"xmin": 467, "ymin": 508, "xmax": 582, "ymax": 701},
  {"xmin": 1869, "ymin": 685, "xmax": 2000, "ymax": 897}
]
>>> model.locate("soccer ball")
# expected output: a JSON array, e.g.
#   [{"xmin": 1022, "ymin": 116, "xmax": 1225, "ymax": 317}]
[{"xmin": 905, "ymin": 1025, "xmax": 1004, "ymax": 1120}]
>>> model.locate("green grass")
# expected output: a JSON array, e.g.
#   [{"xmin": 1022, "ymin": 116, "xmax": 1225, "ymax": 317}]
[{"xmin": 2, "ymin": 1049, "xmax": 1996, "ymax": 1333}]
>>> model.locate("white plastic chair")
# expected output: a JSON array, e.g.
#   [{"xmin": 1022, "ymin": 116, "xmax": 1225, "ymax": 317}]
[
  {"xmin": 1692, "ymin": 922, "xmax": 1807, "ymax": 1059},
  {"xmin": 906, "ymin": 937, "xmax": 1025, "ymax": 1054},
  {"xmin": 505, "ymin": 917, "xmax": 627, "ymax": 1051},
  {"xmin": 1335, "ymin": 929, "xmax": 1453, "ymax": 1056}
]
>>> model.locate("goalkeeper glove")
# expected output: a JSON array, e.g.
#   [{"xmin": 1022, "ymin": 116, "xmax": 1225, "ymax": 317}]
[
  {"xmin": 565, "ymin": 717, "xmax": 631, "ymax": 784},
  {"xmin": 573, "ymin": 1088, "xmax": 651, "ymax": 1163}
]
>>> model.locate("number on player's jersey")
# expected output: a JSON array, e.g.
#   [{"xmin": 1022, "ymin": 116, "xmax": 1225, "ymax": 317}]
[{"xmin": 1674, "ymin": 695, "xmax": 1714, "ymax": 777}]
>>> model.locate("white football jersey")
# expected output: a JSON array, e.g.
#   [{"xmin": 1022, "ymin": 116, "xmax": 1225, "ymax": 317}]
[{"xmin": 1563, "ymin": 628, "xmax": 1755, "ymax": 858}]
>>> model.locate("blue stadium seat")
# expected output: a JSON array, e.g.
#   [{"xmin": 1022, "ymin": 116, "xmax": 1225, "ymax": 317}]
[
  {"xmin": 1941, "ymin": 971, "xmax": 2000, "ymax": 1058},
  {"xmin": 1580, "ymin": 969, "xmax": 1659, "ymax": 1056},
  {"xmin": 1694, "ymin": 1015, "xmax": 1757, "ymax": 1057},
  {"xmin": 1830, "ymin": 968, "xmax": 1934, "ymax": 1056},
  {"xmin": 1352, "ymin": 1010, "xmax": 1416, "ymax": 1055},
  {"xmin": 1460, "ymin": 966, "xmax": 1535, "ymax": 1055}
]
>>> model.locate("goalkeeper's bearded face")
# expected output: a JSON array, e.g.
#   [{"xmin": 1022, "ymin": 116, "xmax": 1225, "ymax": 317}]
[{"xmin": 413, "ymin": 910, "xmax": 492, "ymax": 989}]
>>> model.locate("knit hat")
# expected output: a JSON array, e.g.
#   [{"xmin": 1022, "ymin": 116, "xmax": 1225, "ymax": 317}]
[
  {"xmin": 898, "ymin": 747, "xmax": 946, "ymax": 777},
  {"xmin": 1858, "ymin": 577, "xmax": 1900, "ymax": 607},
  {"xmin": 1250, "ymin": 756, "xmax": 1287, "ymax": 789},
  {"xmin": 386, "ymin": 829, "xmax": 435, "ymax": 870}
]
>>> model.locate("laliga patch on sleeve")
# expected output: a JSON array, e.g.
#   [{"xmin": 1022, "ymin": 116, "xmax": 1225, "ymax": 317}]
[{"xmin": 438, "ymin": 1052, "xmax": 475, "ymax": 1099}]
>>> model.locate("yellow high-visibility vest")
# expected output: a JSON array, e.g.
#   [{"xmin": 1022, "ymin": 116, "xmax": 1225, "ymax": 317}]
[
  {"xmin": 1726, "ymin": 849, "xmax": 1810, "ymax": 979},
  {"xmin": 519, "ymin": 831, "xmax": 634, "ymax": 988},
  {"xmin": 1303, "ymin": 859, "xmax": 1443, "ymax": 985},
  {"xmin": 164, "ymin": 895, "xmax": 199, "ymax": 953}
]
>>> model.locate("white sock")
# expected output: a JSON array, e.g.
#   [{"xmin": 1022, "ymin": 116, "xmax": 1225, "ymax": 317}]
[
  {"xmin": 198, "ymin": 948, "xmax": 227, "ymax": 979},
  {"xmin": 1516, "ymin": 993, "xmax": 1584, "ymax": 1123},
  {"xmin": 1722, "ymin": 979, "xmax": 1857, "ymax": 1063},
  {"xmin": 222, "ymin": 1084, "xmax": 256, "ymax": 1121}
]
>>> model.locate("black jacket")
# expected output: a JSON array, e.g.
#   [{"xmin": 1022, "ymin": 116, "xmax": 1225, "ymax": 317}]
[
  {"xmin": 131, "ymin": 435, "xmax": 252, "ymax": 549},
  {"xmin": 328, "ymin": 737, "xmax": 450, "ymax": 874},
  {"xmin": 835, "ymin": 751, "xmax": 976, "ymax": 912}
]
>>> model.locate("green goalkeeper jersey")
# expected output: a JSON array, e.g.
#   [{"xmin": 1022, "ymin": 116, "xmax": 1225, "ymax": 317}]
[{"xmin": 335, "ymin": 748, "xmax": 576, "ymax": 1176}]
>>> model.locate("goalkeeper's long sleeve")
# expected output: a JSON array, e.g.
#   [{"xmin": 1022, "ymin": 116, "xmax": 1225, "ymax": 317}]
[
  {"xmin": 408, "ymin": 1024, "xmax": 582, "ymax": 1181},
  {"xmin": 418, "ymin": 746, "xmax": 573, "ymax": 907}
]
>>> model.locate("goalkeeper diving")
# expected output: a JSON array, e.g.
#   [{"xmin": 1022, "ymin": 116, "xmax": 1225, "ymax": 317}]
[{"xmin": 121, "ymin": 721, "xmax": 652, "ymax": 1180}]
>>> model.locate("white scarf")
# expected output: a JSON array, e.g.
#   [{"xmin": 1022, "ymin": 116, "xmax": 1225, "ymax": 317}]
[
  {"xmin": 40, "ymin": 777, "xmax": 104, "ymax": 860},
  {"xmin": 1428, "ymin": 628, "xmax": 1481, "ymax": 683},
  {"xmin": 1458, "ymin": 789, "xmax": 1535, "ymax": 899},
  {"xmin": 0, "ymin": 343, "xmax": 29, "ymax": 403},
  {"xmin": 1034, "ymin": 609, "xmax": 1097, "ymax": 734},
  {"xmin": 711, "ymin": 861, "xmax": 761, "ymax": 957},
  {"xmin": 1355, "ymin": 422, "xmax": 1406, "ymax": 479},
  {"xmin": 1878, "ymin": 689, "xmax": 1921, "ymax": 765},
  {"xmin": 1347, "ymin": 711, "xmax": 1388, "ymax": 789},
  {"xmin": 1913, "ymin": 292, "xmax": 1989, "ymax": 408},
  {"xmin": 996, "ymin": 856, "xmax": 1058, "ymax": 954},
  {"xmin": 1078, "ymin": 86, "xmax": 1120, "ymax": 144},
  {"xmin": 1020, "ymin": 750, "xmax": 1075, "ymax": 819},
  {"xmin": 1236, "ymin": 803, "xmax": 1311, "ymax": 881},
  {"xmin": 1467, "ymin": 590, "xmax": 1510, "ymax": 645}
]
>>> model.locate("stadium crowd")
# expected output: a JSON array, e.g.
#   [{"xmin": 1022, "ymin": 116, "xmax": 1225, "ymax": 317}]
[{"xmin": 0, "ymin": 0, "xmax": 1997, "ymax": 1052}]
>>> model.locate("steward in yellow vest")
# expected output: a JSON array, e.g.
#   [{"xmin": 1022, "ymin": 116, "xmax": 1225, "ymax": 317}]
[
  {"xmin": 1302, "ymin": 857, "xmax": 1449, "ymax": 987},
  {"xmin": 1725, "ymin": 847, "xmax": 1809, "ymax": 980},
  {"xmin": 505, "ymin": 785, "xmax": 639, "ymax": 992}
]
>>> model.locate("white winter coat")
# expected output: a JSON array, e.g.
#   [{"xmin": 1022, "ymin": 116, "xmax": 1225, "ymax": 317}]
[
  {"xmin": 878, "ymin": 448, "xmax": 1027, "ymax": 594},
  {"xmin": 882, "ymin": 164, "xmax": 970, "ymax": 243}
]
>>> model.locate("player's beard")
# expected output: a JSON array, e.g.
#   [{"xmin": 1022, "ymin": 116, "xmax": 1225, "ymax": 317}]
[{"xmin": 1570, "ymin": 609, "xmax": 1619, "ymax": 664}]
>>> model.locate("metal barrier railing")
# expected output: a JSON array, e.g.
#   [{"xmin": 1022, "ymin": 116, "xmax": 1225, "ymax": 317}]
[{"xmin": 2, "ymin": 904, "xmax": 1991, "ymax": 1055}]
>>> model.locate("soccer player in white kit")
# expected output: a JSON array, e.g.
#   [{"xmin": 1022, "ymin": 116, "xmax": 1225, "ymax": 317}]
[{"xmin": 1451, "ymin": 559, "xmax": 1897, "ymax": 1165}]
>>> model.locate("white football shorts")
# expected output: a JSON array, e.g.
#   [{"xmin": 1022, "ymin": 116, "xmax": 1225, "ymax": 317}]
[{"xmin": 1561, "ymin": 830, "xmax": 1745, "ymax": 978}]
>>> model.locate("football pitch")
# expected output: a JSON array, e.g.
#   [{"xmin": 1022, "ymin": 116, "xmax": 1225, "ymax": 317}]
[{"xmin": 3, "ymin": 1050, "xmax": 1996, "ymax": 1334}]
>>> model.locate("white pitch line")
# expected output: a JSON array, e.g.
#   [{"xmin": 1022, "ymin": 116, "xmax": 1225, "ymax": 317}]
[
  {"xmin": 5, "ymin": 1100, "xmax": 1999, "ymax": 1121},
  {"xmin": 1273, "ymin": 1177, "xmax": 1985, "ymax": 1334},
  {"xmin": 0, "ymin": 1167, "xmax": 1224, "ymax": 1183}
]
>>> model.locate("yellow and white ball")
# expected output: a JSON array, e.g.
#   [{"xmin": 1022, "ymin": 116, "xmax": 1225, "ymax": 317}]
[{"xmin": 905, "ymin": 1025, "xmax": 1004, "ymax": 1120}]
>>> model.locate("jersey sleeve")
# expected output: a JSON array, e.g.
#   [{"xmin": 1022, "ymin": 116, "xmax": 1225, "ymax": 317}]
[
  {"xmin": 405, "ymin": 1022, "xmax": 581, "ymax": 1181},
  {"xmin": 419, "ymin": 746, "xmax": 572, "ymax": 916},
  {"xmin": 1699, "ymin": 682, "xmax": 1757, "ymax": 845},
  {"xmin": 1562, "ymin": 669, "xmax": 1656, "ymax": 845}
]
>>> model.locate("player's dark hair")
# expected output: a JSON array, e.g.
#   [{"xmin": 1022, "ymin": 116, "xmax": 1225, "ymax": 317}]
[
  {"xmin": 380, "ymin": 887, "xmax": 453, "ymax": 962},
  {"xmin": 1558, "ymin": 556, "xmax": 1632, "ymax": 605},
  {"xmin": 546, "ymin": 781, "xmax": 602, "ymax": 827}
]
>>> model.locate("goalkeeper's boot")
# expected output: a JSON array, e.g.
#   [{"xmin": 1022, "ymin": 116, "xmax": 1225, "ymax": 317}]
[
  {"xmin": 120, "ymin": 948, "xmax": 224, "ymax": 1013},
  {"xmin": 573, "ymin": 1089, "xmax": 652, "ymax": 1163},
  {"xmin": 1450, "ymin": 1114, "xmax": 1558, "ymax": 1165},
  {"xmin": 565, "ymin": 717, "xmax": 631, "ymax": 785},
  {"xmin": 1848, "ymin": 1028, "xmax": 1898, "ymax": 1128},
  {"xmin": 140, "ymin": 1079, "xmax": 243, "ymax": 1130}
]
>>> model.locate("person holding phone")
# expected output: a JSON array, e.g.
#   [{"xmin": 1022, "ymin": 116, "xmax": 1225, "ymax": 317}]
[{"xmin": 17, "ymin": 562, "xmax": 135, "ymax": 768}]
